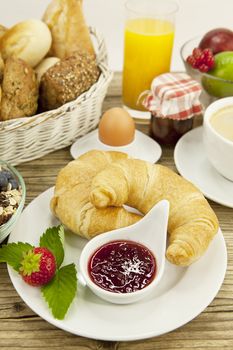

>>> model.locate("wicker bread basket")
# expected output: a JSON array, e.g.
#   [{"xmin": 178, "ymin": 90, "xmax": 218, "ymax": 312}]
[{"xmin": 0, "ymin": 27, "xmax": 113, "ymax": 165}]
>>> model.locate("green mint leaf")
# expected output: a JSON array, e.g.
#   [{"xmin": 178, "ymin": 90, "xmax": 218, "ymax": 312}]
[
  {"xmin": 41, "ymin": 263, "xmax": 77, "ymax": 320},
  {"xmin": 0, "ymin": 242, "xmax": 34, "ymax": 271},
  {"xmin": 40, "ymin": 225, "xmax": 64, "ymax": 268}
]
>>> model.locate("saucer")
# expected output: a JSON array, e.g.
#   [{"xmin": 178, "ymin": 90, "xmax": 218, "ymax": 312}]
[
  {"xmin": 174, "ymin": 126, "xmax": 233, "ymax": 208},
  {"xmin": 70, "ymin": 129, "xmax": 162, "ymax": 163},
  {"xmin": 123, "ymin": 106, "xmax": 151, "ymax": 124}
]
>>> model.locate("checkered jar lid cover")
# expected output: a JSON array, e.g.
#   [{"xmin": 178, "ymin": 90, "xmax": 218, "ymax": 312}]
[{"xmin": 143, "ymin": 73, "xmax": 203, "ymax": 120}]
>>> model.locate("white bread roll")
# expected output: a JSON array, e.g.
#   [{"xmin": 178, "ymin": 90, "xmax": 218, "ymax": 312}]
[
  {"xmin": 0, "ymin": 19, "xmax": 52, "ymax": 67},
  {"xmin": 35, "ymin": 57, "xmax": 60, "ymax": 82}
]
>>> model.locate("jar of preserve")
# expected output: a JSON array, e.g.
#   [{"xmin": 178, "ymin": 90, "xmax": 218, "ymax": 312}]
[
  {"xmin": 143, "ymin": 73, "xmax": 203, "ymax": 146},
  {"xmin": 150, "ymin": 114, "xmax": 193, "ymax": 145}
]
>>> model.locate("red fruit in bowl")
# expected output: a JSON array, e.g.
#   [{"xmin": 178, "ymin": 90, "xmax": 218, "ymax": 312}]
[
  {"xmin": 199, "ymin": 28, "xmax": 233, "ymax": 54},
  {"xmin": 187, "ymin": 48, "xmax": 215, "ymax": 72},
  {"xmin": 19, "ymin": 247, "xmax": 56, "ymax": 287}
]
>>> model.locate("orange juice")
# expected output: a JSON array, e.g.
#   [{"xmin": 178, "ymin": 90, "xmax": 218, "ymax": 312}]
[{"xmin": 122, "ymin": 18, "xmax": 175, "ymax": 110}]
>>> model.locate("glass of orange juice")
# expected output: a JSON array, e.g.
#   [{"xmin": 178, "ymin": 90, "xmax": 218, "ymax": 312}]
[{"xmin": 122, "ymin": 0, "xmax": 178, "ymax": 118}]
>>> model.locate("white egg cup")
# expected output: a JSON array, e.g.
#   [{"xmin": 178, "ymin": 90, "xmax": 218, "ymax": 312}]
[
  {"xmin": 79, "ymin": 200, "xmax": 169, "ymax": 304},
  {"xmin": 70, "ymin": 129, "xmax": 162, "ymax": 163}
]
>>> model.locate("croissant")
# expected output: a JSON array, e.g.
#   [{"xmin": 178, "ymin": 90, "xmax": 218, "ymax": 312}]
[
  {"xmin": 90, "ymin": 159, "xmax": 219, "ymax": 266},
  {"xmin": 50, "ymin": 150, "xmax": 141, "ymax": 238}
]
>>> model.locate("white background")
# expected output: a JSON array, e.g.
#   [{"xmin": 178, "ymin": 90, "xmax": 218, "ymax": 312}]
[{"xmin": 1, "ymin": 0, "xmax": 233, "ymax": 71}]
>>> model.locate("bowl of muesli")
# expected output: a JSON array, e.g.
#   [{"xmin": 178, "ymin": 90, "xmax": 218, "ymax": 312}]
[{"xmin": 0, "ymin": 161, "xmax": 26, "ymax": 243}]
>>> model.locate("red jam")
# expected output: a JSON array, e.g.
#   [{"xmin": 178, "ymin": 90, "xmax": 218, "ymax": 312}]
[
  {"xmin": 88, "ymin": 240, "xmax": 156, "ymax": 294},
  {"xmin": 150, "ymin": 113, "xmax": 193, "ymax": 146}
]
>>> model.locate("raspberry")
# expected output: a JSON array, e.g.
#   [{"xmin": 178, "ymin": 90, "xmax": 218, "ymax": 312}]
[
  {"xmin": 199, "ymin": 64, "xmax": 209, "ymax": 73},
  {"xmin": 186, "ymin": 47, "xmax": 215, "ymax": 72},
  {"xmin": 193, "ymin": 48, "xmax": 202, "ymax": 58},
  {"xmin": 19, "ymin": 247, "xmax": 56, "ymax": 287},
  {"xmin": 202, "ymin": 49, "xmax": 215, "ymax": 69},
  {"xmin": 187, "ymin": 55, "xmax": 195, "ymax": 66}
]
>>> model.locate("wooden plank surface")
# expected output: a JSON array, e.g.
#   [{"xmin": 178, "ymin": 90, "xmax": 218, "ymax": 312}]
[{"xmin": 0, "ymin": 72, "xmax": 233, "ymax": 350}]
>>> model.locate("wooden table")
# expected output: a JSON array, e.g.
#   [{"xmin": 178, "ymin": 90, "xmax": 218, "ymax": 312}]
[{"xmin": 0, "ymin": 73, "xmax": 233, "ymax": 350}]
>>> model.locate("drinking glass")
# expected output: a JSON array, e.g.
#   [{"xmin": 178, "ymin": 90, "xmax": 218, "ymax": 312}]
[{"xmin": 122, "ymin": 0, "xmax": 178, "ymax": 117}]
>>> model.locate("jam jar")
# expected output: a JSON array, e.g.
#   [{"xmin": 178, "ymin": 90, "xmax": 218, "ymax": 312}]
[
  {"xmin": 150, "ymin": 113, "xmax": 194, "ymax": 146},
  {"xmin": 143, "ymin": 73, "xmax": 203, "ymax": 146}
]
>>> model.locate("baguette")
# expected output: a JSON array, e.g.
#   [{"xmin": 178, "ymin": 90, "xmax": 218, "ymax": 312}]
[
  {"xmin": 0, "ymin": 54, "xmax": 4, "ymax": 82},
  {"xmin": 43, "ymin": 0, "xmax": 95, "ymax": 58},
  {"xmin": 0, "ymin": 24, "xmax": 7, "ymax": 39}
]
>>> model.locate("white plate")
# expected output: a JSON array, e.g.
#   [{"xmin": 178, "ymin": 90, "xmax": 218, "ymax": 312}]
[
  {"xmin": 7, "ymin": 187, "xmax": 227, "ymax": 341},
  {"xmin": 123, "ymin": 106, "xmax": 151, "ymax": 121},
  {"xmin": 70, "ymin": 129, "xmax": 162, "ymax": 163},
  {"xmin": 174, "ymin": 127, "xmax": 233, "ymax": 208}
]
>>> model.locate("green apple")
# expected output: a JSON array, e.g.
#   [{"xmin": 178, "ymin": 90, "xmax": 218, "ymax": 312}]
[
  {"xmin": 210, "ymin": 51, "xmax": 233, "ymax": 79},
  {"xmin": 202, "ymin": 51, "xmax": 233, "ymax": 97}
]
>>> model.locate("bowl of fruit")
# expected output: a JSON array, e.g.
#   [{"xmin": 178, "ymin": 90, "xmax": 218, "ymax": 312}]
[
  {"xmin": 181, "ymin": 28, "xmax": 233, "ymax": 103},
  {"xmin": 0, "ymin": 161, "xmax": 26, "ymax": 243}
]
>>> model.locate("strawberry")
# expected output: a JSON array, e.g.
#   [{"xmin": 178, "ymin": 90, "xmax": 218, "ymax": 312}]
[{"xmin": 19, "ymin": 247, "xmax": 56, "ymax": 286}]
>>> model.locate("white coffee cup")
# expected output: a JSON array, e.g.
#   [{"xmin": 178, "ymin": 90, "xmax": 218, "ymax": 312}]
[{"xmin": 203, "ymin": 97, "xmax": 233, "ymax": 182}]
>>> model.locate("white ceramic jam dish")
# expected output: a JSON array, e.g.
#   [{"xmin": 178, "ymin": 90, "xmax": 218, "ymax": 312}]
[
  {"xmin": 79, "ymin": 200, "xmax": 169, "ymax": 304},
  {"xmin": 203, "ymin": 97, "xmax": 233, "ymax": 182}
]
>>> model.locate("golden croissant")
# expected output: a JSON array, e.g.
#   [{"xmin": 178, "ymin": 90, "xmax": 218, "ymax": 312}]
[
  {"xmin": 50, "ymin": 150, "xmax": 141, "ymax": 239},
  {"xmin": 90, "ymin": 158, "xmax": 219, "ymax": 266}
]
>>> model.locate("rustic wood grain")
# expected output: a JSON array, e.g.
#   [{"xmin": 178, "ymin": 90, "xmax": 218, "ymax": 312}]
[{"xmin": 0, "ymin": 73, "xmax": 233, "ymax": 350}]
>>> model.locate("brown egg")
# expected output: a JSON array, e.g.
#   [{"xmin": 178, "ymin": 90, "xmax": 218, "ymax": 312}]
[{"xmin": 98, "ymin": 107, "xmax": 135, "ymax": 146}]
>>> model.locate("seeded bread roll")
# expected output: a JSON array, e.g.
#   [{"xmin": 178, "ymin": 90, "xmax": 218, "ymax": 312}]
[
  {"xmin": 0, "ymin": 57, "xmax": 39, "ymax": 121},
  {"xmin": 39, "ymin": 51, "xmax": 100, "ymax": 111}
]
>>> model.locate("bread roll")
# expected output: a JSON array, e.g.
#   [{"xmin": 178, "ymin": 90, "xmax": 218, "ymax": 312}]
[
  {"xmin": 39, "ymin": 51, "xmax": 100, "ymax": 111},
  {"xmin": 0, "ymin": 20, "xmax": 52, "ymax": 67},
  {"xmin": 43, "ymin": 0, "xmax": 95, "ymax": 58},
  {"xmin": 35, "ymin": 57, "xmax": 60, "ymax": 82},
  {"xmin": 0, "ymin": 57, "xmax": 38, "ymax": 121}
]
